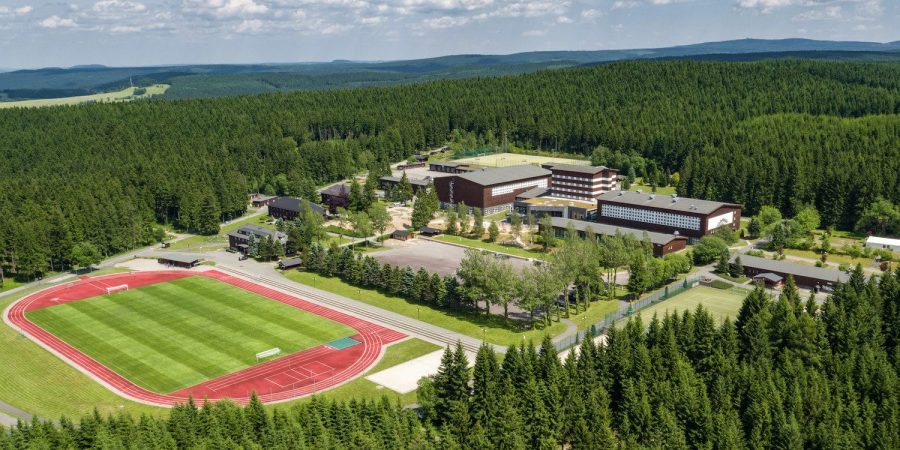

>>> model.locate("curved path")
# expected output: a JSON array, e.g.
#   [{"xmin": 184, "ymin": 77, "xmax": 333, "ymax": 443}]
[{"xmin": 3, "ymin": 270, "xmax": 405, "ymax": 407}]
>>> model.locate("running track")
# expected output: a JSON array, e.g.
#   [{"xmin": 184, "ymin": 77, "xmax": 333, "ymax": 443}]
[{"xmin": 3, "ymin": 270, "xmax": 406, "ymax": 407}]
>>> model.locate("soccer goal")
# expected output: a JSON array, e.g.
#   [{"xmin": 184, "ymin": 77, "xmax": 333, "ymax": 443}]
[
  {"xmin": 106, "ymin": 284, "xmax": 129, "ymax": 295},
  {"xmin": 256, "ymin": 347, "xmax": 281, "ymax": 362}
]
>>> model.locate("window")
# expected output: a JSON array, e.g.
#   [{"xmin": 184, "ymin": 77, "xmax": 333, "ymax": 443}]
[
  {"xmin": 601, "ymin": 204, "xmax": 700, "ymax": 230},
  {"xmin": 491, "ymin": 179, "xmax": 547, "ymax": 196}
]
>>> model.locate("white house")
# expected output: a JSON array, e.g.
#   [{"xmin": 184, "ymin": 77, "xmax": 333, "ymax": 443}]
[{"xmin": 864, "ymin": 236, "xmax": 900, "ymax": 253}]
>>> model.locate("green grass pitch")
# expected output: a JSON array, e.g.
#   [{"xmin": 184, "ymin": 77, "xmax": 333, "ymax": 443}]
[
  {"xmin": 618, "ymin": 286, "xmax": 747, "ymax": 327},
  {"xmin": 26, "ymin": 276, "xmax": 355, "ymax": 393}
]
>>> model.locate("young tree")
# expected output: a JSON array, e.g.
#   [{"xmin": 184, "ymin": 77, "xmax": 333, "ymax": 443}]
[
  {"xmin": 509, "ymin": 212, "xmax": 522, "ymax": 240},
  {"xmin": 693, "ymin": 236, "xmax": 728, "ymax": 265},
  {"xmin": 456, "ymin": 202, "xmax": 469, "ymax": 235},
  {"xmin": 445, "ymin": 211, "xmax": 458, "ymax": 236},
  {"xmin": 627, "ymin": 253, "xmax": 651, "ymax": 299},
  {"xmin": 197, "ymin": 194, "xmax": 221, "ymax": 235},
  {"xmin": 793, "ymin": 205, "xmax": 821, "ymax": 234},
  {"xmin": 539, "ymin": 215, "xmax": 556, "ymax": 251},
  {"xmin": 730, "ymin": 256, "xmax": 744, "ymax": 278},
  {"xmin": 411, "ymin": 185, "xmax": 438, "ymax": 229},
  {"xmin": 297, "ymin": 200, "xmax": 326, "ymax": 247},
  {"xmin": 71, "ymin": 241, "xmax": 102, "ymax": 272},
  {"xmin": 396, "ymin": 172, "xmax": 414, "ymax": 205},
  {"xmin": 487, "ymin": 221, "xmax": 500, "ymax": 242},
  {"xmin": 367, "ymin": 202, "xmax": 391, "ymax": 245},
  {"xmin": 348, "ymin": 179, "xmax": 365, "ymax": 211},
  {"xmin": 715, "ymin": 251, "xmax": 731, "ymax": 274},
  {"xmin": 471, "ymin": 208, "xmax": 484, "ymax": 238},
  {"xmin": 747, "ymin": 217, "xmax": 762, "ymax": 238},
  {"xmin": 351, "ymin": 211, "xmax": 373, "ymax": 246},
  {"xmin": 855, "ymin": 197, "xmax": 900, "ymax": 235}
]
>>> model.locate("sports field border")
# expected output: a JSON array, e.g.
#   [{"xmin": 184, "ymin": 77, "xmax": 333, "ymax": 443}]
[{"xmin": 3, "ymin": 270, "xmax": 406, "ymax": 407}]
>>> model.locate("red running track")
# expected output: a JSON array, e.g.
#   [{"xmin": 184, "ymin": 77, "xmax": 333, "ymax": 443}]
[{"xmin": 4, "ymin": 270, "xmax": 406, "ymax": 406}]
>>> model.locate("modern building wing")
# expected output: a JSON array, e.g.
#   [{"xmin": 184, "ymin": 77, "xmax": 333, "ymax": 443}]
[
  {"xmin": 543, "ymin": 163, "xmax": 618, "ymax": 201},
  {"xmin": 597, "ymin": 191, "xmax": 741, "ymax": 239},
  {"xmin": 433, "ymin": 165, "xmax": 552, "ymax": 214}
]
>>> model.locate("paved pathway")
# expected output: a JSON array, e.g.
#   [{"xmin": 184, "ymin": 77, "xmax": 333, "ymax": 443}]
[{"xmin": 0, "ymin": 399, "xmax": 32, "ymax": 426}]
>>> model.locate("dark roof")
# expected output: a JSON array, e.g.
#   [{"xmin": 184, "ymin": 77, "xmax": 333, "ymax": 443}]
[
  {"xmin": 157, "ymin": 253, "xmax": 201, "ymax": 264},
  {"xmin": 379, "ymin": 175, "xmax": 430, "ymax": 186},
  {"xmin": 229, "ymin": 224, "xmax": 287, "ymax": 242},
  {"xmin": 250, "ymin": 194, "xmax": 276, "ymax": 201},
  {"xmin": 457, "ymin": 165, "xmax": 551, "ymax": 187},
  {"xmin": 598, "ymin": 191, "xmax": 741, "ymax": 215},
  {"xmin": 516, "ymin": 186, "xmax": 549, "ymax": 200},
  {"xmin": 549, "ymin": 217, "xmax": 686, "ymax": 246},
  {"xmin": 731, "ymin": 254, "xmax": 850, "ymax": 284},
  {"xmin": 419, "ymin": 226, "xmax": 441, "ymax": 234},
  {"xmin": 431, "ymin": 161, "xmax": 468, "ymax": 168},
  {"xmin": 392, "ymin": 229, "xmax": 411, "ymax": 237},
  {"xmin": 269, "ymin": 197, "xmax": 325, "ymax": 215},
  {"xmin": 279, "ymin": 257, "xmax": 303, "ymax": 268},
  {"xmin": 753, "ymin": 273, "xmax": 784, "ymax": 283},
  {"xmin": 546, "ymin": 163, "xmax": 614, "ymax": 175},
  {"xmin": 320, "ymin": 184, "xmax": 350, "ymax": 197}
]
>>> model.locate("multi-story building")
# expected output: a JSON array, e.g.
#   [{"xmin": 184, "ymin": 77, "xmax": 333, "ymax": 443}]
[
  {"xmin": 597, "ymin": 191, "xmax": 741, "ymax": 239},
  {"xmin": 433, "ymin": 165, "xmax": 551, "ymax": 214},
  {"xmin": 544, "ymin": 164, "xmax": 618, "ymax": 201},
  {"xmin": 227, "ymin": 224, "xmax": 288, "ymax": 254},
  {"xmin": 268, "ymin": 197, "xmax": 325, "ymax": 221}
]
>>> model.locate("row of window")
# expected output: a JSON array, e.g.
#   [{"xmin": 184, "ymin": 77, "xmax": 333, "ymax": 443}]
[
  {"xmin": 491, "ymin": 179, "xmax": 548, "ymax": 196},
  {"xmin": 601, "ymin": 204, "xmax": 701, "ymax": 230}
]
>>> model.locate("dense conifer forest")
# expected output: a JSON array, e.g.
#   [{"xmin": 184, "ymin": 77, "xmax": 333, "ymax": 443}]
[
  {"xmin": 0, "ymin": 60, "xmax": 898, "ymax": 279},
  {"xmin": 3, "ymin": 267, "xmax": 898, "ymax": 448}
]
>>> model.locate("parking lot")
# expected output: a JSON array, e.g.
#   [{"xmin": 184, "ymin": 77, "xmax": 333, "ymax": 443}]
[{"xmin": 371, "ymin": 239, "xmax": 536, "ymax": 277}]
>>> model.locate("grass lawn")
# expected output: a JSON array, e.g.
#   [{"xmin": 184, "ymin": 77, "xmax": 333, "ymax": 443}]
[
  {"xmin": 0, "ymin": 85, "xmax": 169, "ymax": 109},
  {"xmin": 282, "ymin": 271, "xmax": 567, "ymax": 347},
  {"xmin": 567, "ymin": 300, "xmax": 621, "ymax": 331},
  {"xmin": 0, "ymin": 269, "xmax": 169, "ymax": 419},
  {"xmin": 782, "ymin": 248, "xmax": 875, "ymax": 267},
  {"xmin": 627, "ymin": 179, "xmax": 676, "ymax": 196},
  {"xmin": 717, "ymin": 273, "xmax": 751, "ymax": 283},
  {"xmin": 616, "ymin": 286, "xmax": 746, "ymax": 327},
  {"xmin": 168, "ymin": 212, "xmax": 272, "ymax": 252},
  {"xmin": 272, "ymin": 338, "xmax": 441, "ymax": 408},
  {"xmin": 0, "ymin": 277, "xmax": 26, "ymax": 294},
  {"xmin": 27, "ymin": 276, "xmax": 354, "ymax": 393},
  {"xmin": 434, "ymin": 234, "xmax": 549, "ymax": 260}
]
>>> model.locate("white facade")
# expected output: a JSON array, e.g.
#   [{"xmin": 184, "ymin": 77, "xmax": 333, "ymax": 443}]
[
  {"xmin": 865, "ymin": 236, "xmax": 900, "ymax": 253},
  {"xmin": 601, "ymin": 204, "xmax": 701, "ymax": 231},
  {"xmin": 550, "ymin": 173, "xmax": 617, "ymax": 201},
  {"xmin": 491, "ymin": 179, "xmax": 548, "ymax": 197},
  {"xmin": 706, "ymin": 211, "xmax": 736, "ymax": 231}
]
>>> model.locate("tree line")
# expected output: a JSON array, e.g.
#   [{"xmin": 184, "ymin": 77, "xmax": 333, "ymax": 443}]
[
  {"xmin": 1, "ymin": 59, "xmax": 897, "ymax": 280},
  {"xmin": 4, "ymin": 267, "xmax": 898, "ymax": 448}
]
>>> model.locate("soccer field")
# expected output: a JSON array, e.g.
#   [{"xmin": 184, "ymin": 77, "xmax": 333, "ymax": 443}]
[
  {"xmin": 26, "ymin": 276, "xmax": 354, "ymax": 393},
  {"xmin": 454, "ymin": 152, "xmax": 591, "ymax": 168},
  {"xmin": 619, "ymin": 286, "xmax": 747, "ymax": 327}
]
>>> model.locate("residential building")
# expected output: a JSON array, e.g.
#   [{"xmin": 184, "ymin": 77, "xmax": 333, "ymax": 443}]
[
  {"xmin": 378, "ymin": 175, "xmax": 430, "ymax": 194},
  {"xmin": 249, "ymin": 193, "xmax": 277, "ymax": 208},
  {"xmin": 543, "ymin": 164, "xmax": 619, "ymax": 201},
  {"xmin": 597, "ymin": 191, "xmax": 742, "ymax": 239},
  {"xmin": 227, "ymin": 224, "xmax": 287, "ymax": 254},
  {"xmin": 864, "ymin": 236, "xmax": 900, "ymax": 253},
  {"xmin": 268, "ymin": 197, "xmax": 325, "ymax": 221},
  {"xmin": 320, "ymin": 184, "xmax": 351, "ymax": 214}
]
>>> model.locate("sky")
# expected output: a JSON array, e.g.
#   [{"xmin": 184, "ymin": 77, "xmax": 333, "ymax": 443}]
[{"xmin": 0, "ymin": 0, "xmax": 897, "ymax": 69}]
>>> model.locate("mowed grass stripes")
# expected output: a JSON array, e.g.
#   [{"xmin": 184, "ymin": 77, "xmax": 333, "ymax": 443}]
[{"xmin": 26, "ymin": 276, "xmax": 355, "ymax": 393}]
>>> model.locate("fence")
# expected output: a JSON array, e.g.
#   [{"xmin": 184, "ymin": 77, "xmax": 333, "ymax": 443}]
[{"xmin": 553, "ymin": 275, "xmax": 702, "ymax": 352}]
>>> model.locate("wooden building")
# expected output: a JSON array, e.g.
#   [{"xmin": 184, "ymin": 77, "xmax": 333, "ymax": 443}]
[
  {"xmin": 157, "ymin": 254, "xmax": 202, "ymax": 268},
  {"xmin": 732, "ymin": 254, "xmax": 850, "ymax": 291},
  {"xmin": 543, "ymin": 217, "xmax": 687, "ymax": 257},
  {"xmin": 320, "ymin": 185, "xmax": 351, "ymax": 214},
  {"xmin": 269, "ymin": 197, "xmax": 325, "ymax": 221},
  {"xmin": 392, "ymin": 229, "xmax": 412, "ymax": 241}
]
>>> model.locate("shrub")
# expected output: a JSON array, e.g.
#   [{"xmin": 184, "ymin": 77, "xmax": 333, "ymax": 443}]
[{"xmin": 708, "ymin": 280, "xmax": 732, "ymax": 290}]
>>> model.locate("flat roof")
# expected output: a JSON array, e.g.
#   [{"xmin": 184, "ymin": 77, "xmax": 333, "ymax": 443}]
[
  {"xmin": 598, "ymin": 191, "xmax": 740, "ymax": 215},
  {"xmin": 547, "ymin": 163, "xmax": 614, "ymax": 175},
  {"xmin": 866, "ymin": 236, "xmax": 900, "ymax": 246},
  {"xmin": 732, "ymin": 254, "xmax": 850, "ymax": 284},
  {"xmin": 379, "ymin": 175, "xmax": 430, "ymax": 186},
  {"xmin": 157, "ymin": 253, "xmax": 201, "ymax": 264},
  {"xmin": 516, "ymin": 186, "xmax": 548, "ymax": 199},
  {"xmin": 457, "ymin": 165, "xmax": 551, "ymax": 187},
  {"xmin": 549, "ymin": 217, "xmax": 685, "ymax": 246},
  {"xmin": 523, "ymin": 197, "xmax": 596, "ymax": 210}
]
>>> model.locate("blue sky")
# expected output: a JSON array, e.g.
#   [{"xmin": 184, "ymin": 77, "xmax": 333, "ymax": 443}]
[{"xmin": 0, "ymin": 0, "xmax": 896, "ymax": 68}]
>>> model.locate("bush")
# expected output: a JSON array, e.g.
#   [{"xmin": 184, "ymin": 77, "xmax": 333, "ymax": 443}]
[
  {"xmin": 746, "ymin": 249, "xmax": 764, "ymax": 257},
  {"xmin": 693, "ymin": 236, "xmax": 729, "ymax": 265},
  {"xmin": 838, "ymin": 263, "xmax": 850, "ymax": 272},
  {"xmin": 708, "ymin": 280, "xmax": 732, "ymax": 290},
  {"xmin": 815, "ymin": 260, "xmax": 825, "ymax": 267}
]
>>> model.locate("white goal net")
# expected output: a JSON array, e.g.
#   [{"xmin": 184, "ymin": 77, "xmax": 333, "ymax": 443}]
[
  {"xmin": 106, "ymin": 284, "xmax": 129, "ymax": 295},
  {"xmin": 256, "ymin": 347, "xmax": 281, "ymax": 362}
]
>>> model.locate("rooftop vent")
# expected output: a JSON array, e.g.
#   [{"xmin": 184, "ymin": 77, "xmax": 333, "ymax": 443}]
[
  {"xmin": 690, "ymin": 204, "xmax": 697, "ymax": 210},
  {"xmin": 672, "ymin": 197, "xmax": 678, "ymax": 203},
  {"xmin": 636, "ymin": 189, "xmax": 642, "ymax": 194},
  {"xmin": 618, "ymin": 191, "xmax": 624, "ymax": 196},
  {"xmin": 674, "ymin": 231, "xmax": 680, "ymax": 236},
  {"xmin": 649, "ymin": 194, "xmax": 655, "ymax": 200}
]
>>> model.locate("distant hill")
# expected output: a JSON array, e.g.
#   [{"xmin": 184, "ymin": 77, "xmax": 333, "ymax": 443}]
[{"xmin": 2, "ymin": 38, "xmax": 899, "ymax": 101}]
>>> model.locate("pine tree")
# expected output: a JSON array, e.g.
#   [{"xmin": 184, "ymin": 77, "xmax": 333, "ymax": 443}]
[{"xmin": 487, "ymin": 221, "xmax": 500, "ymax": 242}]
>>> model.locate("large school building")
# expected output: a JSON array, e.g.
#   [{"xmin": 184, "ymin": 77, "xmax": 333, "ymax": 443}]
[
  {"xmin": 597, "ymin": 191, "xmax": 742, "ymax": 240},
  {"xmin": 433, "ymin": 165, "xmax": 552, "ymax": 214}
]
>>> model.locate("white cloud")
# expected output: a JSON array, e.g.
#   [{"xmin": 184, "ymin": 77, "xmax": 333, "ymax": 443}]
[
  {"xmin": 0, "ymin": 5, "xmax": 34, "ymax": 16},
  {"xmin": 39, "ymin": 15, "xmax": 78, "ymax": 28},
  {"xmin": 613, "ymin": 0, "xmax": 687, "ymax": 8},
  {"xmin": 522, "ymin": 29, "xmax": 547, "ymax": 37},
  {"xmin": 93, "ymin": 0, "xmax": 146, "ymax": 13},
  {"xmin": 423, "ymin": 15, "xmax": 470, "ymax": 28},
  {"xmin": 735, "ymin": 0, "xmax": 807, "ymax": 14},
  {"xmin": 188, "ymin": 0, "xmax": 269, "ymax": 18},
  {"xmin": 792, "ymin": 5, "xmax": 842, "ymax": 21},
  {"xmin": 16, "ymin": 6, "xmax": 34, "ymax": 15},
  {"xmin": 556, "ymin": 15, "xmax": 572, "ymax": 23},
  {"xmin": 234, "ymin": 18, "xmax": 264, "ymax": 32},
  {"xmin": 581, "ymin": 8, "xmax": 604, "ymax": 19}
]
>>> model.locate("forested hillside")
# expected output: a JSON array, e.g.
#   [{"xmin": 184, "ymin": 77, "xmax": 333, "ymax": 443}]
[
  {"xmin": 0, "ymin": 60, "xmax": 898, "ymax": 278},
  {"xmin": 4, "ymin": 268, "xmax": 899, "ymax": 448}
]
